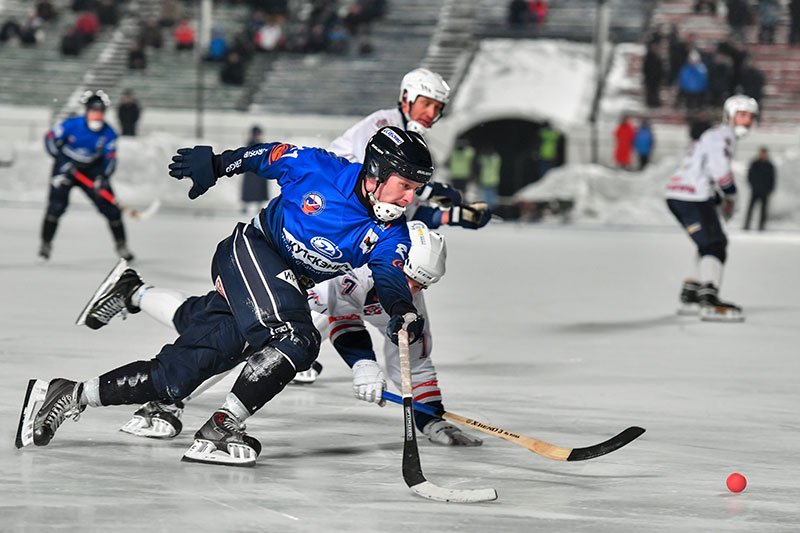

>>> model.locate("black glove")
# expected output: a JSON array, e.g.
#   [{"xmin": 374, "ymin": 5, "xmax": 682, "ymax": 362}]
[
  {"xmin": 93, "ymin": 175, "xmax": 110, "ymax": 192},
  {"xmin": 386, "ymin": 312, "xmax": 425, "ymax": 345},
  {"xmin": 418, "ymin": 182, "xmax": 463, "ymax": 208},
  {"xmin": 168, "ymin": 146, "xmax": 219, "ymax": 199},
  {"xmin": 449, "ymin": 202, "xmax": 492, "ymax": 229}
]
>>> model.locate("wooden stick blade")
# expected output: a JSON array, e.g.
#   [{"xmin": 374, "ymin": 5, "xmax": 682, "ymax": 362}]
[{"xmin": 566, "ymin": 426, "xmax": 646, "ymax": 461}]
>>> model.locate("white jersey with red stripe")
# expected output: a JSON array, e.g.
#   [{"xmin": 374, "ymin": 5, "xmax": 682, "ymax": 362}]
[
  {"xmin": 328, "ymin": 107, "xmax": 425, "ymax": 220},
  {"xmin": 666, "ymin": 124, "xmax": 737, "ymax": 202},
  {"xmin": 307, "ymin": 265, "xmax": 440, "ymax": 404}
]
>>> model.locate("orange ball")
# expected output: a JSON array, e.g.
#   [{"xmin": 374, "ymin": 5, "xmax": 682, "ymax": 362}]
[{"xmin": 726, "ymin": 472, "xmax": 747, "ymax": 493}]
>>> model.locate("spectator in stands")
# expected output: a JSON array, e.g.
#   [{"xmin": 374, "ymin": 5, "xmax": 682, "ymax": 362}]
[
  {"xmin": 127, "ymin": 40, "xmax": 146, "ymax": 69},
  {"xmin": 478, "ymin": 145, "xmax": 502, "ymax": 208},
  {"xmin": 220, "ymin": 52, "xmax": 246, "ymax": 86},
  {"xmin": 255, "ymin": 19, "xmax": 284, "ymax": 52},
  {"xmin": 159, "ymin": 0, "xmax": 183, "ymax": 28},
  {"xmin": 140, "ymin": 17, "xmax": 163, "ymax": 49},
  {"xmin": 744, "ymin": 147, "xmax": 776, "ymax": 231},
  {"xmin": 528, "ymin": 0, "xmax": 548, "ymax": 25},
  {"xmin": 327, "ymin": 23, "xmax": 349, "ymax": 54},
  {"xmin": 643, "ymin": 41, "xmax": 664, "ymax": 108},
  {"xmin": 677, "ymin": 49, "xmax": 708, "ymax": 110},
  {"xmin": 726, "ymin": 0, "xmax": 753, "ymax": 41},
  {"xmin": 694, "ymin": 0, "xmax": 717, "ymax": 14},
  {"xmin": 240, "ymin": 125, "xmax": 270, "ymax": 215},
  {"xmin": 613, "ymin": 115, "xmax": 636, "ymax": 170},
  {"xmin": 61, "ymin": 26, "xmax": 83, "ymax": 55},
  {"xmin": 707, "ymin": 52, "xmax": 733, "ymax": 106},
  {"xmin": 739, "ymin": 60, "xmax": 766, "ymax": 108},
  {"xmin": 117, "ymin": 89, "xmax": 142, "ymax": 136},
  {"xmin": 36, "ymin": 1, "xmax": 58, "ymax": 22},
  {"xmin": 717, "ymin": 37, "xmax": 748, "ymax": 94},
  {"xmin": 633, "ymin": 119, "xmax": 654, "ymax": 170},
  {"xmin": 447, "ymin": 139, "xmax": 475, "ymax": 194},
  {"xmin": 790, "ymin": 0, "xmax": 800, "ymax": 45},
  {"xmin": 174, "ymin": 18, "xmax": 195, "ymax": 51},
  {"xmin": 668, "ymin": 26, "xmax": 694, "ymax": 86},
  {"xmin": 71, "ymin": 0, "xmax": 97, "ymax": 12},
  {"xmin": 344, "ymin": 0, "xmax": 386, "ymax": 55},
  {"xmin": 19, "ymin": 11, "xmax": 45, "ymax": 46},
  {"xmin": 0, "ymin": 18, "xmax": 22, "ymax": 44},
  {"xmin": 206, "ymin": 27, "xmax": 228, "ymax": 61},
  {"xmin": 757, "ymin": 0, "xmax": 781, "ymax": 44},
  {"xmin": 508, "ymin": 0, "xmax": 528, "ymax": 26},
  {"xmin": 96, "ymin": 0, "xmax": 119, "ymax": 27},
  {"xmin": 75, "ymin": 9, "xmax": 100, "ymax": 44}
]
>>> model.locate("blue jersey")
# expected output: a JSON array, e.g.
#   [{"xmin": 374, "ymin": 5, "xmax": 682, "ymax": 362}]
[
  {"xmin": 45, "ymin": 116, "xmax": 118, "ymax": 177},
  {"xmin": 217, "ymin": 142, "xmax": 415, "ymax": 316}
]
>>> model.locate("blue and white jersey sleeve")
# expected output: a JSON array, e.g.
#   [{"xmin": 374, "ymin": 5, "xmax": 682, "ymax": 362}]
[
  {"xmin": 216, "ymin": 142, "xmax": 343, "ymax": 186},
  {"xmin": 367, "ymin": 225, "xmax": 415, "ymax": 316}
]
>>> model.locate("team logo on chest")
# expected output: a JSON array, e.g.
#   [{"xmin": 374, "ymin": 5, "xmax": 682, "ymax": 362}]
[
  {"xmin": 311, "ymin": 236, "xmax": 342, "ymax": 259},
  {"xmin": 302, "ymin": 192, "xmax": 325, "ymax": 215}
]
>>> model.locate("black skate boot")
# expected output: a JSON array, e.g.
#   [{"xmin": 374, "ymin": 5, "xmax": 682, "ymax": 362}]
[
  {"xmin": 15, "ymin": 378, "xmax": 85, "ymax": 448},
  {"xmin": 698, "ymin": 283, "xmax": 744, "ymax": 322},
  {"xmin": 120, "ymin": 401, "xmax": 183, "ymax": 438},
  {"xmin": 182, "ymin": 410, "xmax": 262, "ymax": 467},
  {"xmin": 76, "ymin": 259, "xmax": 144, "ymax": 330},
  {"xmin": 115, "ymin": 241, "xmax": 135, "ymax": 262},
  {"xmin": 677, "ymin": 279, "xmax": 702, "ymax": 315},
  {"xmin": 38, "ymin": 241, "xmax": 52, "ymax": 262}
]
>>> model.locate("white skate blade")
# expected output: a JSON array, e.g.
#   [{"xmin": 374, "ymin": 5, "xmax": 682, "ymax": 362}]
[
  {"xmin": 76, "ymin": 258, "xmax": 129, "ymax": 326},
  {"xmin": 181, "ymin": 440, "xmax": 258, "ymax": 467},
  {"xmin": 120, "ymin": 415, "xmax": 179, "ymax": 439},
  {"xmin": 676, "ymin": 303, "xmax": 700, "ymax": 316},
  {"xmin": 15, "ymin": 379, "xmax": 49, "ymax": 448},
  {"xmin": 700, "ymin": 306, "xmax": 745, "ymax": 323}
]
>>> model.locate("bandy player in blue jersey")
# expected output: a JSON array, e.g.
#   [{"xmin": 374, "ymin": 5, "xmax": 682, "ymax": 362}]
[{"xmin": 16, "ymin": 126, "xmax": 433, "ymax": 467}]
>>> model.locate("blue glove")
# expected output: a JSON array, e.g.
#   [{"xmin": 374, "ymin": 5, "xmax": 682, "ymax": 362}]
[
  {"xmin": 418, "ymin": 181, "xmax": 463, "ymax": 208},
  {"xmin": 386, "ymin": 312, "xmax": 425, "ymax": 345},
  {"xmin": 168, "ymin": 146, "xmax": 218, "ymax": 199},
  {"xmin": 449, "ymin": 202, "xmax": 492, "ymax": 229}
]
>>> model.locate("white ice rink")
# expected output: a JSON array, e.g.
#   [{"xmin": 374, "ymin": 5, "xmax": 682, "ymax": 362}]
[{"xmin": 1, "ymin": 205, "xmax": 799, "ymax": 532}]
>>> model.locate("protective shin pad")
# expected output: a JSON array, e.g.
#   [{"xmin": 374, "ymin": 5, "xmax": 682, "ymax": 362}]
[
  {"xmin": 230, "ymin": 347, "xmax": 297, "ymax": 415},
  {"xmin": 98, "ymin": 360, "xmax": 160, "ymax": 406}
]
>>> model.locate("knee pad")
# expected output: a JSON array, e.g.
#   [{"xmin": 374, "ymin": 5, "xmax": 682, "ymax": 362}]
[
  {"xmin": 272, "ymin": 321, "xmax": 321, "ymax": 372},
  {"xmin": 700, "ymin": 238, "xmax": 727, "ymax": 263}
]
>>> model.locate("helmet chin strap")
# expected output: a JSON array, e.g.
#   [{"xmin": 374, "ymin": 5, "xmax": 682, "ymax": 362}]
[
  {"xmin": 406, "ymin": 120, "xmax": 429, "ymax": 135},
  {"xmin": 367, "ymin": 181, "xmax": 405, "ymax": 222},
  {"xmin": 87, "ymin": 120, "xmax": 104, "ymax": 132}
]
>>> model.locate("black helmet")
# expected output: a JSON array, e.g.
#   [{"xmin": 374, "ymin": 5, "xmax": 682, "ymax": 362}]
[
  {"xmin": 363, "ymin": 126, "xmax": 434, "ymax": 184},
  {"xmin": 80, "ymin": 89, "xmax": 111, "ymax": 111}
]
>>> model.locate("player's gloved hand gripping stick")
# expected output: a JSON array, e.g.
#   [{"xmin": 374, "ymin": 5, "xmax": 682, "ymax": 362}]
[{"xmin": 72, "ymin": 169, "xmax": 160, "ymax": 220}]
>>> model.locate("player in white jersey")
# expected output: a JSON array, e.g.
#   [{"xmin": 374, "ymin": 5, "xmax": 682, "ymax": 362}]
[
  {"xmin": 328, "ymin": 67, "xmax": 492, "ymax": 230},
  {"xmin": 665, "ymin": 95, "xmax": 759, "ymax": 322},
  {"xmin": 307, "ymin": 220, "xmax": 481, "ymax": 446}
]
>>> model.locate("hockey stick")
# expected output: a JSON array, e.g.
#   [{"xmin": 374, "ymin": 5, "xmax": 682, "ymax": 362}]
[
  {"xmin": 398, "ymin": 326, "xmax": 498, "ymax": 503},
  {"xmin": 72, "ymin": 170, "xmax": 160, "ymax": 220},
  {"xmin": 383, "ymin": 391, "xmax": 645, "ymax": 462}
]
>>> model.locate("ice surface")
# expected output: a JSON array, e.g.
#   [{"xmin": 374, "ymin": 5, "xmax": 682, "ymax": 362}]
[{"xmin": 1, "ymin": 204, "xmax": 799, "ymax": 532}]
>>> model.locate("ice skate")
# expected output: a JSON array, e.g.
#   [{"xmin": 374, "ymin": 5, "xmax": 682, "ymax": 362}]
[
  {"xmin": 698, "ymin": 283, "xmax": 744, "ymax": 322},
  {"xmin": 422, "ymin": 419, "xmax": 483, "ymax": 447},
  {"xmin": 181, "ymin": 410, "xmax": 261, "ymax": 467},
  {"xmin": 677, "ymin": 280, "xmax": 702, "ymax": 315},
  {"xmin": 15, "ymin": 378, "xmax": 85, "ymax": 448},
  {"xmin": 120, "ymin": 401, "xmax": 183, "ymax": 439},
  {"xmin": 115, "ymin": 241, "xmax": 135, "ymax": 262},
  {"xmin": 290, "ymin": 361, "xmax": 323, "ymax": 385},
  {"xmin": 76, "ymin": 259, "xmax": 143, "ymax": 329},
  {"xmin": 38, "ymin": 241, "xmax": 52, "ymax": 262}
]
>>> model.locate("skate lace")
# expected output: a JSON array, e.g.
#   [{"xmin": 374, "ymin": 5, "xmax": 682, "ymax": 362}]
[
  {"xmin": 220, "ymin": 415, "xmax": 247, "ymax": 438},
  {"xmin": 45, "ymin": 389, "xmax": 82, "ymax": 432},
  {"xmin": 93, "ymin": 295, "xmax": 128, "ymax": 324}
]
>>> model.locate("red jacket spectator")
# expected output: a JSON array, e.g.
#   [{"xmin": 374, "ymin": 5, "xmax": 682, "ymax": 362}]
[
  {"xmin": 174, "ymin": 18, "xmax": 195, "ymax": 49},
  {"xmin": 528, "ymin": 0, "xmax": 548, "ymax": 24},
  {"xmin": 75, "ymin": 10, "xmax": 100, "ymax": 42},
  {"xmin": 614, "ymin": 116, "xmax": 636, "ymax": 169}
]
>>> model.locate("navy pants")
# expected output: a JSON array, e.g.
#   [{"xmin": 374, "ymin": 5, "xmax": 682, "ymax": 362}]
[
  {"xmin": 667, "ymin": 198, "xmax": 727, "ymax": 263},
  {"xmin": 149, "ymin": 222, "xmax": 320, "ymax": 400}
]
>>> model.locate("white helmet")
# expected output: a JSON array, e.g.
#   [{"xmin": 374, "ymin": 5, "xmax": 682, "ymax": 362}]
[
  {"xmin": 404, "ymin": 221, "xmax": 446, "ymax": 288},
  {"xmin": 398, "ymin": 68, "xmax": 451, "ymax": 134},
  {"xmin": 723, "ymin": 95, "xmax": 759, "ymax": 138}
]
